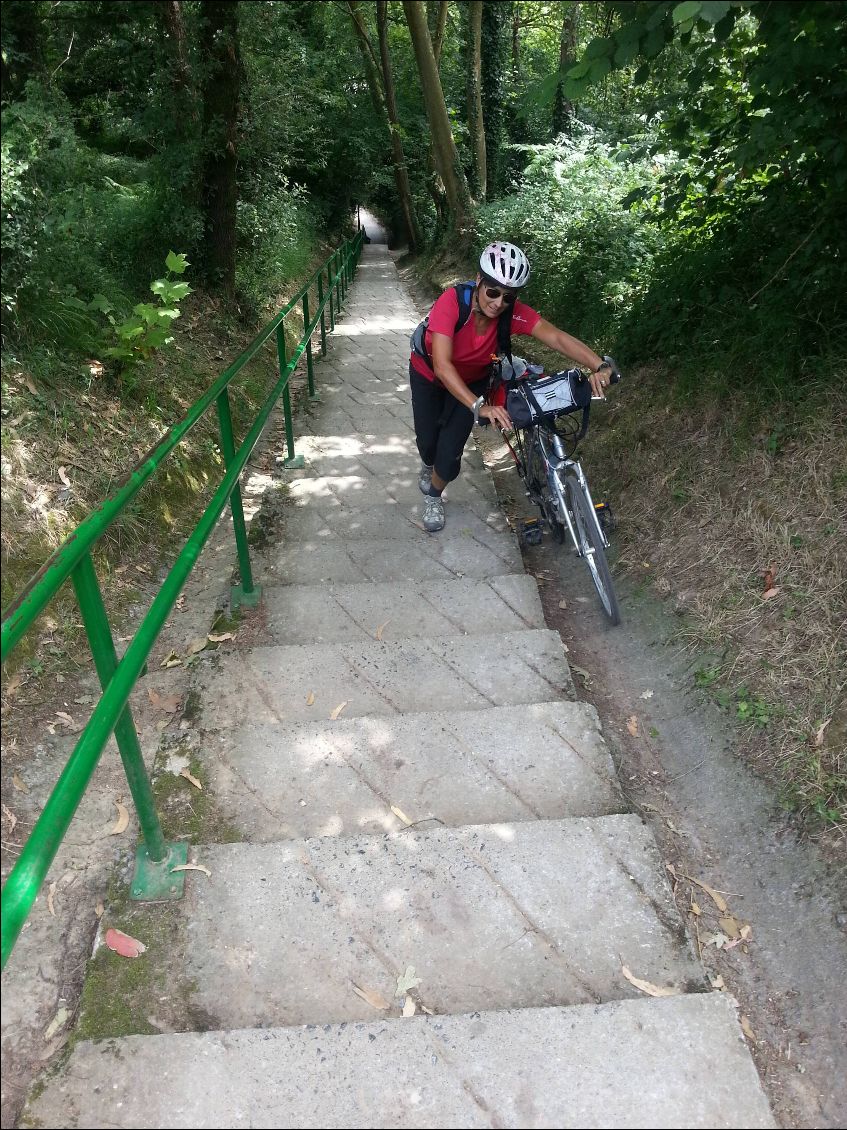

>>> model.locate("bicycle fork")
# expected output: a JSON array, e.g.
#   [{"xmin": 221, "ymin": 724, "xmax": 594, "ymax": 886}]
[{"xmin": 539, "ymin": 432, "xmax": 609, "ymax": 553}]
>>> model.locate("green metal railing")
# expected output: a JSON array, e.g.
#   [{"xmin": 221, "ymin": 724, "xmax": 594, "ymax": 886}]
[{"xmin": 0, "ymin": 229, "xmax": 365, "ymax": 969}]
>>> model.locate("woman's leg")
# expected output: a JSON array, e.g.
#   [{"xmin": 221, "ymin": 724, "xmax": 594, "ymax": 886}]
[
  {"xmin": 409, "ymin": 367, "xmax": 445, "ymax": 468},
  {"xmin": 432, "ymin": 377, "xmax": 489, "ymax": 485}
]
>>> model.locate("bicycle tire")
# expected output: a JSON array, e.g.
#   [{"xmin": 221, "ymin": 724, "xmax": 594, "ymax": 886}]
[
  {"xmin": 565, "ymin": 473, "xmax": 621, "ymax": 625},
  {"xmin": 529, "ymin": 431, "xmax": 565, "ymax": 543}
]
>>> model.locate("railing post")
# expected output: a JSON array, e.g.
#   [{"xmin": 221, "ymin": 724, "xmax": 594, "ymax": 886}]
[
  {"xmin": 328, "ymin": 264, "xmax": 336, "ymax": 331},
  {"xmin": 335, "ymin": 251, "xmax": 343, "ymax": 308},
  {"xmin": 302, "ymin": 291, "xmax": 317, "ymax": 400},
  {"xmin": 276, "ymin": 323, "xmax": 304, "ymax": 468},
  {"xmin": 216, "ymin": 388, "xmax": 261, "ymax": 609},
  {"xmin": 71, "ymin": 554, "xmax": 188, "ymax": 899},
  {"xmin": 317, "ymin": 273, "xmax": 327, "ymax": 356}
]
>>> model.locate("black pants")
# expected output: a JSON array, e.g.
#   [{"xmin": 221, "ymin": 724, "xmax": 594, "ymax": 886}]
[{"xmin": 409, "ymin": 365, "xmax": 489, "ymax": 485}]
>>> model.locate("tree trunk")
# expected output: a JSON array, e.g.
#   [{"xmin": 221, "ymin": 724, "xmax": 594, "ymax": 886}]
[
  {"xmin": 347, "ymin": 1, "xmax": 387, "ymax": 118},
  {"xmin": 428, "ymin": 1, "xmax": 449, "ymax": 66},
  {"xmin": 466, "ymin": 1, "xmax": 486, "ymax": 201},
  {"xmin": 1, "ymin": 1, "xmax": 45, "ymax": 101},
  {"xmin": 552, "ymin": 2, "xmax": 579, "ymax": 137},
  {"xmin": 156, "ymin": 1, "xmax": 199, "ymax": 130},
  {"xmin": 200, "ymin": 0, "xmax": 240, "ymax": 296},
  {"xmin": 482, "ymin": 0, "xmax": 510, "ymax": 200},
  {"xmin": 376, "ymin": 1, "xmax": 424, "ymax": 252},
  {"xmin": 403, "ymin": 0, "xmax": 473, "ymax": 233}
]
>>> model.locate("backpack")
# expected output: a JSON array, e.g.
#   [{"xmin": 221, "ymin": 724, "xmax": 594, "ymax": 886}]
[{"xmin": 410, "ymin": 282, "xmax": 514, "ymax": 372}]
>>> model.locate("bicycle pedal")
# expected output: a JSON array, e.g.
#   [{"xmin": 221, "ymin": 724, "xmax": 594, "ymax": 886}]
[
  {"xmin": 595, "ymin": 501, "xmax": 615, "ymax": 530},
  {"xmin": 520, "ymin": 517, "xmax": 543, "ymax": 545}
]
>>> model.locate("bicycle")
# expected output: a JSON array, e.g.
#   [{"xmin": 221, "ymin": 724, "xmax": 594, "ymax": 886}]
[{"xmin": 497, "ymin": 360, "xmax": 622, "ymax": 626}]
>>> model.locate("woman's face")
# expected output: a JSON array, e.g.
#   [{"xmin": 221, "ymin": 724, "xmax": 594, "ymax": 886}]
[{"xmin": 475, "ymin": 274, "xmax": 518, "ymax": 318}]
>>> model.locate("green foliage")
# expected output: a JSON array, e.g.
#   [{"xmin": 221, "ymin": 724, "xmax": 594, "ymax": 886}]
[{"xmin": 84, "ymin": 253, "xmax": 192, "ymax": 369}]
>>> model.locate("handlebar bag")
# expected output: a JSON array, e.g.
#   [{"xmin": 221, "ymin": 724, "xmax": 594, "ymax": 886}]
[{"xmin": 506, "ymin": 368, "xmax": 590, "ymax": 427}]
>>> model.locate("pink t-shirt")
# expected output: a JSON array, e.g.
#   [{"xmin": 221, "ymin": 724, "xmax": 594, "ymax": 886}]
[{"xmin": 410, "ymin": 287, "xmax": 541, "ymax": 384}]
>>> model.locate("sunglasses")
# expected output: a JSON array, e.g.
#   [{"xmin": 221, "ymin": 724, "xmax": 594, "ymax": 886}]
[{"xmin": 481, "ymin": 283, "xmax": 518, "ymax": 305}]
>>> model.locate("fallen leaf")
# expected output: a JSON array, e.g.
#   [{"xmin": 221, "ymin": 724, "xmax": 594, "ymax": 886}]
[
  {"xmin": 571, "ymin": 664, "xmax": 591, "ymax": 685},
  {"xmin": 681, "ymin": 873, "xmax": 730, "ymax": 914},
  {"xmin": 375, "ymin": 620, "xmax": 390, "ymax": 641},
  {"xmin": 626, "ymin": 715, "xmax": 639, "ymax": 737},
  {"xmin": 94, "ymin": 902, "xmax": 104, "ymax": 918},
  {"xmin": 44, "ymin": 1007, "xmax": 70, "ymax": 1041},
  {"xmin": 180, "ymin": 768, "xmax": 202, "ymax": 790},
  {"xmin": 160, "ymin": 651, "xmax": 183, "ymax": 669},
  {"xmin": 640, "ymin": 690, "xmax": 654, "ymax": 699},
  {"xmin": 762, "ymin": 586, "xmax": 781, "ymax": 600},
  {"xmin": 25, "ymin": 375, "xmax": 38, "ymax": 395},
  {"xmin": 170, "ymin": 862, "xmax": 211, "ymax": 877},
  {"xmin": 420, "ymin": 1004, "xmax": 434, "ymax": 1016},
  {"xmin": 558, "ymin": 599, "xmax": 567, "ymax": 609},
  {"xmin": 57, "ymin": 466, "xmax": 71, "ymax": 487},
  {"xmin": 176, "ymin": 595, "xmax": 187, "ymax": 612},
  {"xmin": 2, "ymin": 804, "xmax": 18, "ymax": 834},
  {"xmin": 740, "ymin": 1015, "xmax": 756, "ymax": 1042},
  {"xmin": 621, "ymin": 965, "xmax": 679, "ymax": 998},
  {"xmin": 391, "ymin": 805, "xmax": 413, "ymax": 826},
  {"xmin": 12, "ymin": 773, "xmax": 29, "ymax": 793},
  {"xmin": 208, "ymin": 632, "xmax": 234, "ymax": 643},
  {"xmin": 740, "ymin": 923, "xmax": 753, "ymax": 941},
  {"xmin": 351, "ymin": 982, "xmax": 390, "ymax": 1011},
  {"xmin": 330, "ymin": 701, "xmax": 348, "ymax": 720},
  {"xmin": 719, "ymin": 915, "xmax": 741, "ymax": 939},
  {"xmin": 110, "ymin": 799, "xmax": 130, "ymax": 836},
  {"xmin": 762, "ymin": 565, "xmax": 776, "ymax": 591},
  {"xmin": 402, "ymin": 996, "xmax": 416, "ymax": 1017},
  {"xmin": 702, "ymin": 931, "xmax": 731, "ymax": 949},
  {"xmin": 47, "ymin": 882, "xmax": 57, "ymax": 917},
  {"xmin": 147, "ymin": 688, "xmax": 182, "ymax": 713},
  {"xmin": 5, "ymin": 673, "xmax": 24, "ymax": 697},
  {"xmin": 185, "ymin": 637, "xmax": 208, "ymax": 655},
  {"xmin": 55, "ymin": 710, "xmax": 80, "ymax": 731},
  {"xmin": 396, "ymin": 966, "xmax": 422, "ymax": 995},
  {"xmin": 689, "ymin": 900, "xmax": 702, "ymax": 917},
  {"xmin": 813, "ymin": 719, "xmax": 831, "ymax": 748},
  {"xmin": 105, "ymin": 928, "xmax": 147, "ymax": 958},
  {"xmin": 306, "ymin": 691, "xmax": 315, "ymax": 706},
  {"xmin": 710, "ymin": 975, "xmax": 726, "ymax": 990}
]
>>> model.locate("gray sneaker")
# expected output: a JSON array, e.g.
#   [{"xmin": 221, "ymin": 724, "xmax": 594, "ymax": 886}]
[
  {"xmin": 419, "ymin": 463, "xmax": 433, "ymax": 495},
  {"xmin": 422, "ymin": 493, "xmax": 445, "ymax": 532}
]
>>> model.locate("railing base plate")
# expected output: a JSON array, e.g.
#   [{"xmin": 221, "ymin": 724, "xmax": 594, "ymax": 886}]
[
  {"xmin": 130, "ymin": 841, "xmax": 188, "ymax": 900},
  {"xmin": 277, "ymin": 453, "xmax": 306, "ymax": 468},
  {"xmin": 231, "ymin": 584, "xmax": 262, "ymax": 610}
]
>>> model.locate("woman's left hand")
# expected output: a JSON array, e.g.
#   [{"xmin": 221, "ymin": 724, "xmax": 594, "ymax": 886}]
[{"xmin": 481, "ymin": 403, "xmax": 513, "ymax": 430}]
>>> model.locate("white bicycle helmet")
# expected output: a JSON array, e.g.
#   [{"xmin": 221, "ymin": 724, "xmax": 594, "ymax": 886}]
[{"xmin": 479, "ymin": 241, "xmax": 531, "ymax": 288}]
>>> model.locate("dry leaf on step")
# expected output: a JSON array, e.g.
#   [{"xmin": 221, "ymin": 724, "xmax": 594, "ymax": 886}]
[
  {"xmin": 160, "ymin": 651, "xmax": 183, "ymax": 668},
  {"xmin": 640, "ymin": 690, "xmax": 654, "ymax": 699},
  {"xmin": 740, "ymin": 1015, "xmax": 756, "ymax": 1042},
  {"xmin": 180, "ymin": 768, "xmax": 202, "ymax": 790},
  {"xmin": 44, "ymin": 1007, "xmax": 70, "ymax": 1041},
  {"xmin": 186, "ymin": 637, "xmax": 208, "ymax": 655},
  {"xmin": 402, "ymin": 996, "xmax": 416, "ymax": 1017},
  {"xmin": 330, "ymin": 701, "xmax": 348, "ymax": 720},
  {"xmin": 719, "ymin": 915, "xmax": 741, "ymax": 939},
  {"xmin": 375, "ymin": 620, "xmax": 390, "ymax": 641},
  {"xmin": 626, "ymin": 715, "xmax": 639, "ymax": 737},
  {"xmin": 208, "ymin": 632, "xmax": 234, "ymax": 643},
  {"xmin": 94, "ymin": 902, "xmax": 104, "ymax": 919},
  {"xmin": 110, "ymin": 799, "xmax": 130, "ymax": 835},
  {"xmin": 2, "ymin": 804, "xmax": 18, "ymax": 834},
  {"xmin": 12, "ymin": 773, "xmax": 29, "ymax": 793},
  {"xmin": 47, "ymin": 882, "xmax": 57, "ymax": 917},
  {"xmin": 306, "ymin": 691, "xmax": 315, "ymax": 706},
  {"xmin": 396, "ymin": 966, "xmax": 422, "ymax": 995},
  {"xmin": 391, "ymin": 805, "xmax": 413, "ymax": 826},
  {"xmin": 171, "ymin": 862, "xmax": 211, "ymax": 877},
  {"xmin": 681, "ymin": 874, "xmax": 729, "ymax": 914},
  {"xmin": 558, "ymin": 599, "xmax": 567, "ymax": 609},
  {"xmin": 351, "ymin": 982, "xmax": 390, "ymax": 1011},
  {"xmin": 621, "ymin": 965, "xmax": 679, "ymax": 998},
  {"xmin": 689, "ymin": 900, "xmax": 702, "ymax": 917},
  {"xmin": 57, "ymin": 466, "xmax": 71, "ymax": 488},
  {"xmin": 104, "ymin": 928, "xmax": 147, "ymax": 958}
]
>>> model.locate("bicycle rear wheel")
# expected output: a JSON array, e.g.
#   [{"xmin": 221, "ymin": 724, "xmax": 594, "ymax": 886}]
[{"xmin": 565, "ymin": 474, "xmax": 621, "ymax": 625}]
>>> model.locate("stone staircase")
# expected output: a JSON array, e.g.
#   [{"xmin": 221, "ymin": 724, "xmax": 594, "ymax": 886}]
[{"xmin": 24, "ymin": 246, "xmax": 775, "ymax": 1128}]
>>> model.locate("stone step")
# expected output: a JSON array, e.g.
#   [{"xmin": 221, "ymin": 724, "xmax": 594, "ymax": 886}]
[
  {"xmin": 195, "ymin": 629, "xmax": 574, "ymax": 730},
  {"xmin": 24, "ymin": 995, "xmax": 776, "ymax": 1129},
  {"xmin": 196, "ymin": 701, "xmax": 623, "ymax": 841},
  {"xmin": 282, "ymin": 465, "xmax": 498, "ymax": 511},
  {"xmin": 298, "ymin": 402, "xmax": 414, "ymax": 436},
  {"xmin": 272, "ymin": 499, "xmax": 511, "ymax": 550},
  {"xmin": 93, "ymin": 817, "xmax": 705, "ymax": 1034},
  {"xmin": 287, "ymin": 431, "xmax": 487, "ymax": 473},
  {"xmin": 262, "ymin": 575, "xmax": 543, "ymax": 644}
]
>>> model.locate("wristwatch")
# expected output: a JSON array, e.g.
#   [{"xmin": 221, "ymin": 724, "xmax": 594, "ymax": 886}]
[{"xmin": 471, "ymin": 395, "xmax": 486, "ymax": 425}]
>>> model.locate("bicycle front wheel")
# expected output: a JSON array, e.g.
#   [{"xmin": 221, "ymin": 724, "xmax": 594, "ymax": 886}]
[{"xmin": 565, "ymin": 474, "xmax": 621, "ymax": 625}]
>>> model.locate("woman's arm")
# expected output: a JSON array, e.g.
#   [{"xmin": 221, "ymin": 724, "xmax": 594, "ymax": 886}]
[
  {"xmin": 431, "ymin": 333, "xmax": 513, "ymax": 429},
  {"xmin": 530, "ymin": 318, "xmax": 613, "ymax": 399}
]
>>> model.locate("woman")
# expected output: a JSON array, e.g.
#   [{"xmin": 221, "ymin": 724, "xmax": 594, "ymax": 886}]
[{"xmin": 409, "ymin": 240, "xmax": 616, "ymax": 532}]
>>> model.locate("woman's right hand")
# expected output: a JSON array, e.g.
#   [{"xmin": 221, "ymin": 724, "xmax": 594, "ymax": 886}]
[{"xmin": 481, "ymin": 402, "xmax": 513, "ymax": 430}]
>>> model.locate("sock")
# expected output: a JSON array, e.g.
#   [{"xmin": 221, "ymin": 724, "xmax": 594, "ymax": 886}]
[{"xmin": 427, "ymin": 484, "xmax": 443, "ymax": 498}]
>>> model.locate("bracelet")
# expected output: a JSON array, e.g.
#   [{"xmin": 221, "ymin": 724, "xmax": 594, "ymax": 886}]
[
  {"xmin": 471, "ymin": 395, "xmax": 486, "ymax": 425},
  {"xmin": 593, "ymin": 360, "xmax": 611, "ymax": 374}
]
